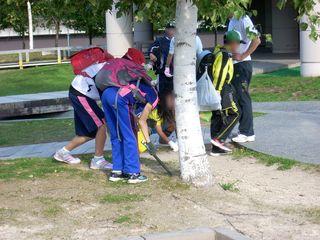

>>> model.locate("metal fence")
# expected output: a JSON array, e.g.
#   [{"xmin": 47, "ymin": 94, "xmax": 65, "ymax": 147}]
[
  {"xmin": 0, "ymin": 42, "xmax": 153, "ymax": 70},
  {"xmin": 0, "ymin": 45, "xmax": 107, "ymax": 70}
]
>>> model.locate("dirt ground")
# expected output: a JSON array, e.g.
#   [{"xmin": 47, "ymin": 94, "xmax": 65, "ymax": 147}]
[{"xmin": 1, "ymin": 151, "xmax": 320, "ymax": 240}]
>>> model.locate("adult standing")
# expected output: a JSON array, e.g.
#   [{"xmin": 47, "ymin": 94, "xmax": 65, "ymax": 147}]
[
  {"xmin": 149, "ymin": 23, "xmax": 175, "ymax": 94},
  {"xmin": 164, "ymin": 34, "xmax": 203, "ymax": 78},
  {"xmin": 228, "ymin": 14, "xmax": 261, "ymax": 143}
]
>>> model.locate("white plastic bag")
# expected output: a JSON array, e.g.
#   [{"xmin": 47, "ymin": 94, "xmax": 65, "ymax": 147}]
[{"xmin": 196, "ymin": 70, "xmax": 221, "ymax": 111}]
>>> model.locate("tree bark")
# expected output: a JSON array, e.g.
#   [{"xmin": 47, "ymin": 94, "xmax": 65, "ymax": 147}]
[
  {"xmin": 55, "ymin": 21, "xmax": 60, "ymax": 47},
  {"xmin": 27, "ymin": 0, "xmax": 33, "ymax": 49},
  {"xmin": 88, "ymin": 29, "xmax": 93, "ymax": 45},
  {"xmin": 22, "ymin": 32, "xmax": 26, "ymax": 49},
  {"xmin": 174, "ymin": 0, "xmax": 213, "ymax": 187}
]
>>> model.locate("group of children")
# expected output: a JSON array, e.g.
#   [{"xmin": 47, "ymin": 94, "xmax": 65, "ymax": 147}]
[
  {"xmin": 53, "ymin": 25, "xmax": 247, "ymax": 183},
  {"xmin": 54, "ymin": 47, "xmax": 177, "ymax": 184}
]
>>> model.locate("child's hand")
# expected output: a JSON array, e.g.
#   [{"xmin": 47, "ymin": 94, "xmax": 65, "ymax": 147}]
[
  {"xmin": 164, "ymin": 67, "xmax": 173, "ymax": 77},
  {"xmin": 232, "ymin": 53, "xmax": 244, "ymax": 61},
  {"xmin": 150, "ymin": 53, "xmax": 157, "ymax": 62},
  {"xmin": 169, "ymin": 141, "xmax": 179, "ymax": 152}
]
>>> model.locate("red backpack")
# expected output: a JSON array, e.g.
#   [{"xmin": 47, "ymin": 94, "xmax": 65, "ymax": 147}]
[{"xmin": 70, "ymin": 47, "xmax": 108, "ymax": 75}]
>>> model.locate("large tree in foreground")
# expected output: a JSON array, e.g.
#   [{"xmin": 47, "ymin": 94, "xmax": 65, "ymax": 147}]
[{"xmin": 117, "ymin": 0, "xmax": 319, "ymax": 186}]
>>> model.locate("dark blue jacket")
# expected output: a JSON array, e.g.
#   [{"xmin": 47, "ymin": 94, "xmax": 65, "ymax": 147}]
[{"xmin": 148, "ymin": 35, "xmax": 172, "ymax": 71}]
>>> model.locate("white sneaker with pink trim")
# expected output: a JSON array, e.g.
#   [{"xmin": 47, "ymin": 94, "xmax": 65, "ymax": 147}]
[
  {"xmin": 211, "ymin": 138, "xmax": 232, "ymax": 152},
  {"xmin": 90, "ymin": 157, "xmax": 113, "ymax": 170},
  {"xmin": 53, "ymin": 149, "xmax": 81, "ymax": 164}
]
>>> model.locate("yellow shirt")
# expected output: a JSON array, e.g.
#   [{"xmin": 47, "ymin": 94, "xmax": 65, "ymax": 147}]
[{"xmin": 148, "ymin": 109, "xmax": 163, "ymax": 126}]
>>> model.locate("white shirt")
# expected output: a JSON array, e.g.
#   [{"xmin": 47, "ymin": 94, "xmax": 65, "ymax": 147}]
[
  {"xmin": 228, "ymin": 15, "xmax": 258, "ymax": 63},
  {"xmin": 71, "ymin": 62, "xmax": 105, "ymax": 100},
  {"xmin": 169, "ymin": 36, "xmax": 203, "ymax": 57}
]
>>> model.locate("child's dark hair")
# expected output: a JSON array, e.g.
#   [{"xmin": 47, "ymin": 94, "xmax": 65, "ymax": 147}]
[{"xmin": 158, "ymin": 89, "xmax": 175, "ymax": 123}]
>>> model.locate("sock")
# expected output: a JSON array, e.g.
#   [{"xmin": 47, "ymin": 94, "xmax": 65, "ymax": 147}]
[
  {"xmin": 93, "ymin": 155, "xmax": 104, "ymax": 160},
  {"xmin": 61, "ymin": 147, "xmax": 70, "ymax": 154}
]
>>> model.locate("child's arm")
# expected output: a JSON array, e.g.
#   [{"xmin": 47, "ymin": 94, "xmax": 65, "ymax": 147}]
[
  {"xmin": 155, "ymin": 125, "xmax": 170, "ymax": 144},
  {"xmin": 138, "ymin": 103, "xmax": 153, "ymax": 143}
]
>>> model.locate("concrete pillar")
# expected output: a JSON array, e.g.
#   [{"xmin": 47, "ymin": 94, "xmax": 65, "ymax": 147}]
[
  {"xmin": 105, "ymin": 1, "xmax": 133, "ymax": 57},
  {"xmin": 271, "ymin": 0, "xmax": 299, "ymax": 53},
  {"xmin": 300, "ymin": 2, "xmax": 320, "ymax": 77}
]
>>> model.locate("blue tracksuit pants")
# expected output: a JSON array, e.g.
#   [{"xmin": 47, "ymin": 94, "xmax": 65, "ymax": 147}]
[{"xmin": 101, "ymin": 87, "xmax": 140, "ymax": 174}]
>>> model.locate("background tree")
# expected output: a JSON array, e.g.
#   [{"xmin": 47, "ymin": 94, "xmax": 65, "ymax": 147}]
[
  {"xmin": 67, "ymin": 0, "xmax": 112, "ymax": 45},
  {"xmin": 36, "ymin": 0, "xmax": 70, "ymax": 47},
  {"xmin": 0, "ymin": 0, "xmax": 36, "ymax": 49}
]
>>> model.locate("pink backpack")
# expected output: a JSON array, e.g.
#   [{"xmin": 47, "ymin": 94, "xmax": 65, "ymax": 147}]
[{"xmin": 95, "ymin": 58, "xmax": 152, "ymax": 91}]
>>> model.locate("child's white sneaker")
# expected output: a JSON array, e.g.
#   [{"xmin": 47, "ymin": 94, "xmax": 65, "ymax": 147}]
[
  {"xmin": 232, "ymin": 134, "xmax": 255, "ymax": 143},
  {"xmin": 90, "ymin": 156, "xmax": 113, "ymax": 170},
  {"xmin": 54, "ymin": 149, "xmax": 81, "ymax": 164}
]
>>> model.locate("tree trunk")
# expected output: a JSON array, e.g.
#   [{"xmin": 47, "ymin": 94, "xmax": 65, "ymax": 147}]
[
  {"xmin": 55, "ymin": 21, "xmax": 60, "ymax": 47},
  {"xmin": 88, "ymin": 30, "xmax": 93, "ymax": 45},
  {"xmin": 27, "ymin": 0, "xmax": 33, "ymax": 49},
  {"xmin": 22, "ymin": 32, "xmax": 26, "ymax": 49},
  {"xmin": 174, "ymin": 0, "xmax": 213, "ymax": 187}
]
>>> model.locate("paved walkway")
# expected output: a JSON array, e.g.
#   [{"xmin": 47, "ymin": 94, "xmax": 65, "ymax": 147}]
[
  {"xmin": 241, "ymin": 101, "xmax": 320, "ymax": 164},
  {"xmin": 0, "ymin": 91, "xmax": 71, "ymax": 118},
  {"xmin": 1, "ymin": 101, "xmax": 319, "ymax": 164},
  {"xmin": 252, "ymin": 53, "xmax": 300, "ymax": 74},
  {"xmin": 0, "ymin": 127, "xmax": 210, "ymax": 160}
]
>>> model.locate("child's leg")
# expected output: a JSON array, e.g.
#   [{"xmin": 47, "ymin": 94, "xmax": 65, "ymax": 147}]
[
  {"xmin": 94, "ymin": 124, "xmax": 106, "ymax": 157},
  {"xmin": 101, "ymin": 88, "xmax": 124, "ymax": 172},
  {"xmin": 55, "ymin": 91, "xmax": 107, "ymax": 164},
  {"xmin": 65, "ymin": 135, "xmax": 91, "ymax": 151},
  {"xmin": 116, "ymin": 98, "xmax": 140, "ymax": 175},
  {"xmin": 210, "ymin": 110, "xmax": 223, "ymax": 139}
]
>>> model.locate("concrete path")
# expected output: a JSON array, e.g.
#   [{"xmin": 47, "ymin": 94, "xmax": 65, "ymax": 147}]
[
  {"xmin": 0, "ymin": 126, "xmax": 211, "ymax": 160},
  {"xmin": 1, "ymin": 101, "xmax": 319, "ymax": 165},
  {"xmin": 252, "ymin": 52, "xmax": 300, "ymax": 74},
  {"xmin": 0, "ymin": 91, "xmax": 71, "ymax": 118},
  {"xmin": 0, "ymin": 140, "xmax": 111, "ymax": 160},
  {"xmin": 241, "ymin": 101, "xmax": 320, "ymax": 164}
]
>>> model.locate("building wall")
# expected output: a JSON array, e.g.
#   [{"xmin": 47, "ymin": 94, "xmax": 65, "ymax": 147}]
[
  {"xmin": 271, "ymin": 0, "xmax": 299, "ymax": 53},
  {"xmin": 0, "ymin": 34, "xmax": 106, "ymax": 51}
]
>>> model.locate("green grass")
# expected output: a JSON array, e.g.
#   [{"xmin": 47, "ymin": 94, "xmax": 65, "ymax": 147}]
[
  {"xmin": 0, "ymin": 65, "xmax": 319, "ymax": 101},
  {"xmin": 0, "ymin": 119, "xmax": 75, "ymax": 147},
  {"xmin": 36, "ymin": 197, "xmax": 64, "ymax": 218},
  {"xmin": 251, "ymin": 67, "xmax": 320, "ymax": 102},
  {"xmin": 219, "ymin": 181, "xmax": 239, "ymax": 192},
  {"xmin": 0, "ymin": 66, "xmax": 155, "ymax": 97},
  {"xmin": 0, "ymin": 64, "xmax": 73, "ymax": 96},
  {"xmin": 100, "ymin": 194, "xmax": 145, "ymax": 204},
  {"xmin": 305, "ymin": 208, "xmax": 320, "ymax": 224},
  {"xmin": 114, "ymin": 215, "xmax": 132, "ymax": 224},
  {"xmin": 232, "ymin": 147, "xmax": 298, "ymax": 170},
  {"xmin": 0, "ymin": 157, "xmax": 96, "ymax": 181}
]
